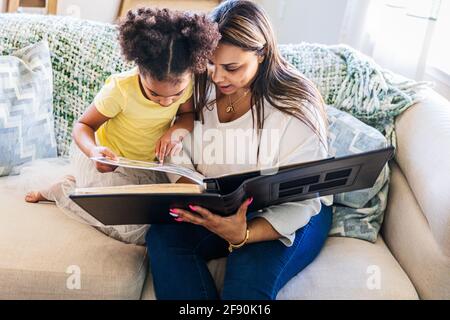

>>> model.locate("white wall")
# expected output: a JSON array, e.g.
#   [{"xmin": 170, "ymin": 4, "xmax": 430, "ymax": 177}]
[
  {"xmin": 255, "ymin": 0, "xmax": 349, "ymax": 45},
  {"xmin": 57, "ymin": 0, "xmax": 121, "ymax": 23},
  {"xmin": 0, "ymin": 0, "xmax": 121, "ymax": 23},
  {"xmin": 0, "ymin": 0, "xmax": 356, "ymax": 44},
  {"xmin": 1, "ymin": 0, "xmax": 352, "ymax": 44}
]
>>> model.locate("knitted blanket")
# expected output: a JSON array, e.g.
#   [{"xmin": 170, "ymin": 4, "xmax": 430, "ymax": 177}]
[
  {"xmin": 280, "ymin": 44, "xmax": 427, "ymax": 147},
  {"xmin": 0, "ymin": 13, "xmax": 426, "ymax": 242}
]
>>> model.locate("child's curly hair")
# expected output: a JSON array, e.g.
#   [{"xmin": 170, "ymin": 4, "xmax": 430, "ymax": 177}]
[{"xmin": 119, "ymin": 7, "xmax": 221, "ymax": 83}]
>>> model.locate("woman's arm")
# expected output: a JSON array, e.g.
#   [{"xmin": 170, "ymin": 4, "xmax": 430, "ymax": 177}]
[
  {"xmin": 172, "ymin": 199, "xmax": 282, "ymax": 245},
  {"xmin": 250, "ymin": 107, "xmax": 329, "ymax": 246},
  {"xmin": 246, "ymin": 217, "xmax": 282, "ymax": 243},
  {"xmin": 173, "ymin": 107, "xmax": 329, "ymax": 246}
]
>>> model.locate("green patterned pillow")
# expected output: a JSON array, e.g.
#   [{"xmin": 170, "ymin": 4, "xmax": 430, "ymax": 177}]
[{"xmin": 326, "ymin": 105, "xmax": 390, "ymax": 242}]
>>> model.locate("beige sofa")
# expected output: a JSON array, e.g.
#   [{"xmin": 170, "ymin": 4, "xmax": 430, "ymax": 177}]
[{"xmin": 0, "ymin": 87, "xmax": 449, "ymax": 300}]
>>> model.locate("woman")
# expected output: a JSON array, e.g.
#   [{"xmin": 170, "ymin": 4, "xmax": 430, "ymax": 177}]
[{"xmin": 146, "ymin": 0, "xmax": 333, "ymax": 300}]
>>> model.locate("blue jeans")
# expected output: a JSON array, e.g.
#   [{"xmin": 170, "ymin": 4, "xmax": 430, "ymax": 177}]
[{"xmin": 146, "ymin": 204, "xmax": 332, "ymax": 300}]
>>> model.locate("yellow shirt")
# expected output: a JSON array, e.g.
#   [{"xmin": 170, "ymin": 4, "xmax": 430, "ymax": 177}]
[{"xmin": 93, "ymin": 68, "xmax": 193, "ymax": 161}]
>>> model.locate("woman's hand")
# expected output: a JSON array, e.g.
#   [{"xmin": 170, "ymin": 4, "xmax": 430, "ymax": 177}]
[
  {"xmin": 170, "ymin": 198, "xmax": 254, "ymax": 245},
  {"xmin": 89, "ymin": 146, "xmax": 118, "ymax": 173}
]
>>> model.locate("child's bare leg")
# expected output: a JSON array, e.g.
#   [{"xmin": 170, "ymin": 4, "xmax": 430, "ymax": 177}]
[{"xmin": 25, "ymin": 175, "xmax": 76, "ymax": 203}]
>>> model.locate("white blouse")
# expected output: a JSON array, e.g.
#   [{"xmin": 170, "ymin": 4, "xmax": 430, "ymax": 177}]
[{"xmin": 167, "ymin": 88, "xmax": 332, "ymax": 246}]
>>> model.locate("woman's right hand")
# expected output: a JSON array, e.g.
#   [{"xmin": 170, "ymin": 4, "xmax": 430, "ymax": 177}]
[{"xmin": 89, "ymin": 146, "xmax": 118, "ymax": 173}]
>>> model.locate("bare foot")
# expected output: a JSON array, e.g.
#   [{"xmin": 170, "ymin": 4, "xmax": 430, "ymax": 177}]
[{"xmin": 25, "ymin": 191, "xmax": 49, "ymax": 203}]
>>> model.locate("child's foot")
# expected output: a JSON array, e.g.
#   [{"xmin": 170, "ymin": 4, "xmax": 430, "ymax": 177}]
[{"xmin": 25, "ymin": 191, "xmax": 48, "ymax": 203}]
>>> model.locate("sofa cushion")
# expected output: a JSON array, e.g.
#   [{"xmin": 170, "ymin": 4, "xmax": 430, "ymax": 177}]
[
  {"xmin": 0, "ymin": 176, "xmax": 147, "ymax": 299},
  {"xmin": 141, "ymin": 236, "xmax": 418, "ymax": 300},
  {"xmin": 0, "ymin": 41, "xmax": 57, "ymax": 177},
  {"xmin": 277, "ymin": 236, "xmax": 417, "ymax": 299}
]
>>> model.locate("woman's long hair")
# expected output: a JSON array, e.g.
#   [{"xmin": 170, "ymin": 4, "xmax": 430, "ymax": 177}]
[{"xmin": 195, "ymin": 0, "xmax": 328, "ymax": 148}]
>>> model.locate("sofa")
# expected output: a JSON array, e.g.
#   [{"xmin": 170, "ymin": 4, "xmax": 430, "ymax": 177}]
[{"xmin": 1, "ymin": 15, "xmax": 449, "ymax": 300}]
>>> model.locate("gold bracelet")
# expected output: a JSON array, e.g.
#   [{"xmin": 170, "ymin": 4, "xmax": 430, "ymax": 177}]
[{"xmin": 228, "ymin": 229, "xmax": 250, "ymax": 253}]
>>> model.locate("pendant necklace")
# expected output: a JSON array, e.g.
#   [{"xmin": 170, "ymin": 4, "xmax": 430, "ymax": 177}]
[{"xmin": 226, "ymin": 89, "xmax": 250, "ymax": 113}]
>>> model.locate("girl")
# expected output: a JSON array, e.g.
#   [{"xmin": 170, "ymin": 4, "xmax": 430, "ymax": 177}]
[
  {"xmin": 146, "ymin": 0, "xmax": 333, "ymax": 299},
  {"xmin": 25, "ymin": 8, "xmax": 221, "ymax": 245}
]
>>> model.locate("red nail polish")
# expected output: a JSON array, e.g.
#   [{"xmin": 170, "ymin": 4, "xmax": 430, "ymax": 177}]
[
  {"xmin": 170, "ymin": 208, "xmax": 178, "ymax": 214},
  {"xmin": 248, "ymin": 197, "xmax": 254, "ymax": 205},
  {"xmin": 175, "ymin": 218, "xmax": 183, "ymax": 222},
  {"xmin": 189, "ymin": 205, "xmax": 196, "ymax": 211}
]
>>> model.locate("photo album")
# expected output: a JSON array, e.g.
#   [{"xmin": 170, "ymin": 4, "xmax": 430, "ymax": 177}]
[{"xmin": 69, "ymin": 147, "xmax": 395, "ymax": 225}]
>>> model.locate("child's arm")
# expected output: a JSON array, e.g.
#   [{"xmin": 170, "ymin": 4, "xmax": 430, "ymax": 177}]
[
  {"xmin": 156, "ymin": 98, "xmax": 195, "ymax": 163},
  {"xmin": 73, "ymin": 104, "xmax": 118, "ymax": 173}
]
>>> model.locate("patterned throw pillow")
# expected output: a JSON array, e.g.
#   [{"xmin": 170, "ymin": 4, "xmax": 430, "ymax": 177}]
[
  {"xmin": 0, "ymin": 41, "xmax": 57, "ymax": 177},
  {"xmin": 0, "ymin": 14, "xmax": 133, "ymax": 156},
  {"xmin": 326, "ymin": 105, "xmax": 390, "ymax": 242}
]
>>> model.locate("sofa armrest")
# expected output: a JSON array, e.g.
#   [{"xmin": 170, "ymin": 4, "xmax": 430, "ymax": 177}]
[
  {"xmin": 382, "ymin": 163, "xmax": 450, "ymax": 299},
  {"xmin": 394, "ymin": 88, "xmax": 450, "ymax": 256}
]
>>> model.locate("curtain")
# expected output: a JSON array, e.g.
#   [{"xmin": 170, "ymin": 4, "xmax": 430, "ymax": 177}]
[{"xmin": 342, "ymin": 0, "xmax": 442, "ymax": 81}]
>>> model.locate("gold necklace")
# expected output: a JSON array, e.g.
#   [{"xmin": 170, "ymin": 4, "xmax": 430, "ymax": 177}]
[{"xmin": 226, "ymin": 90, "xmax": 250, "ymax": 113}]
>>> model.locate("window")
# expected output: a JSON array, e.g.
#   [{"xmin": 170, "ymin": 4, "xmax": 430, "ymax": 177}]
[{"xmin": 428, "ymin": 0, "xmax": 450, "ymax": 76}]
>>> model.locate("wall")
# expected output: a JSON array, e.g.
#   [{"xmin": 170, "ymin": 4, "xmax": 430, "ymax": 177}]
[
  {"xmin": 0, "ymin": 0, "xmax": 350, "ymax": 44},
  {"xmin": 254, "ymin": 0, "xmax": 349, "ymax": 45},
  {"xmin": 0, "ymin": 0, "xmax": 121, "ymax": 23},
  {"xmin": 57, "ymin": 0, "xmax": 121, "ymax": 23}
]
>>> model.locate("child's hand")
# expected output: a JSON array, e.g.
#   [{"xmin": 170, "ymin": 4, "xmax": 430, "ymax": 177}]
[
  {"xmin": 155, "ymin": 129, "xmax": 186, "ymax": 164},
  {"xmin": 89, "ymin": 146, "xmax": 118, "ymax": 173}
]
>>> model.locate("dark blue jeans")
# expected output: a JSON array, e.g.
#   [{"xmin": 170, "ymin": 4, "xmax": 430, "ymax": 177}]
[{"xmin": 146, "ymin": 204, "xmax": 332, "ymax": 300}]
